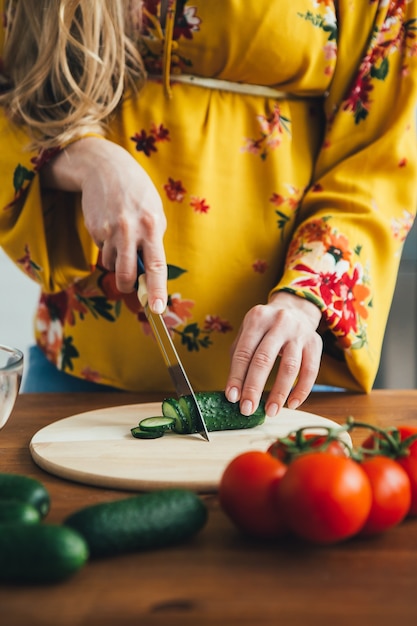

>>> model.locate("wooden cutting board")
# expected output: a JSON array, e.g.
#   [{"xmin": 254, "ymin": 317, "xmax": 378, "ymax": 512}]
[{"xmin": 30, "ymin": 402, "xmax": 351, "ymax": 493}]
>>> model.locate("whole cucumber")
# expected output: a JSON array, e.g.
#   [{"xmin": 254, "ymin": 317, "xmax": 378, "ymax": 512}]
[
  {"xmin": 0, "ymin": 524, "xmax": 89, "ymax": 583},
  {"xmin": 64, "ymin": 488, "xmax": 208, "ymax": 558},
  {"xmin": 0, "ymin": 500, "xmax": 40, "ymax": 525},
  {"xmin": 0, "ymin": 473, "xmax": 50, "ymax": 517}
]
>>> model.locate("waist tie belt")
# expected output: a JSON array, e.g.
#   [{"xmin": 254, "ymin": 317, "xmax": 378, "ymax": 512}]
[{"xmin": 148, "ymin": 73, "xmax": 310, "ymax": 100}]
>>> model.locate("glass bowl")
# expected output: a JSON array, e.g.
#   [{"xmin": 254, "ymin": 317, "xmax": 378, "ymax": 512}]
[{"xmin": 0, "ymin": 345, "xmax": 24, "ymax": 430}]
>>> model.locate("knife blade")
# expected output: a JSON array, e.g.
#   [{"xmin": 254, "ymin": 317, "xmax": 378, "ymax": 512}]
[{"xmin": 136, "ymin": 253, "xmax": 210, "ymax": 442}]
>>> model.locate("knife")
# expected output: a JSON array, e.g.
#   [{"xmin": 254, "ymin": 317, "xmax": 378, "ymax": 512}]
[{"xmin": 136, "ymin": 253, "xmax": 210, "ymax": 442}]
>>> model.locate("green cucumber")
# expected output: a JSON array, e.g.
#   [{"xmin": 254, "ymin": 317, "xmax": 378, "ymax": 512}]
[
  {"xmin": 0, "ymin": 473, "xmax": 50, "ymax": 518},
  {"xmin": 64, "ymin": 488, "xmax": 208, "ymax": 558},
  {"xmin": 164, "ymin": 391, "xmax": 266, "ymax": 434},
  {"xmin": 138, "ymin": 416, "xmax": 175, "ymax": 432},
  {"xmin": 0, "ymin": 500, "xmax": 41, "ymax": 525},
  {"xmin": 0, "ymin": 524, "xmax": 89, "ymax": 583},
  {"xmin": 131, "ymin": 427, "xmax": 164, "ymax": 439},
  {"xmin": 161, "ymin": 398, "xmax": 189, "ymax": 433},
  {"xmin": 131, "ymin": 416, "xmax": 175, "ymax": 439}
]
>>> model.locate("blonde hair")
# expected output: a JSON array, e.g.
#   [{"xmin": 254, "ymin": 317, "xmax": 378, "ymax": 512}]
[{"xmin": 0, "ymin": 0, "xmax": 145, "ymax": 150}]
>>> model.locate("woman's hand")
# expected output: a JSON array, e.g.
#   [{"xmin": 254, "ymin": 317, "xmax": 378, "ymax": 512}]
[
  {"xmin": 225, "ymin": 291, "xmax": 323, "ymax": 417},
  {"xmin": 40, "ymin": 136, "xmax": 167, "ymax": 313}
]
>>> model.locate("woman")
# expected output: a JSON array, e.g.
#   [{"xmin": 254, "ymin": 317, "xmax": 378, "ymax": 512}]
[{"xmin": 0, "ymin": 0, "xmax": 416, "ymax": 417}]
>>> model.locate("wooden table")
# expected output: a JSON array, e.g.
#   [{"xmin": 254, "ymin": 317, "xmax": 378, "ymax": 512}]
[{"xmin": 1, "ymin": 390, "xmax": 417, "ymax": 626}]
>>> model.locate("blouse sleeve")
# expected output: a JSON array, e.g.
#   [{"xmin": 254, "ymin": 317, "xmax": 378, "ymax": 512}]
[
  {"xmin": 0, "ymin": 0, "xmax": 98, "ymax": 293},
  {"xmin": 273, "ymin": 0, "xmax": 417, "ymax": 392}
]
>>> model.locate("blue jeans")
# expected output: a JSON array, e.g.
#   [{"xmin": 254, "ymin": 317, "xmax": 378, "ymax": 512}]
[{"xmin": 21, "ymin": 346, "xmax": 120, "ymax": 393}]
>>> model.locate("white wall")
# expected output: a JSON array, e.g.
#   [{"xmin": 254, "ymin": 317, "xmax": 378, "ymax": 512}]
[{"xmin": 0, "ymin": 248, "xmax": 40, "ymax": 385}]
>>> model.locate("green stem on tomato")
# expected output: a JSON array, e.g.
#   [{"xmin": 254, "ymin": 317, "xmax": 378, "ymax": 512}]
[{"xmin": 345, "ymin": 417, "xmax": 406, "ymax": 460}]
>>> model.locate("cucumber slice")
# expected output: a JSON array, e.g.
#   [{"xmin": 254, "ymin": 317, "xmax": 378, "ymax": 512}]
[
  {"xmin": 138, "ymin": 416, "xmax": 175, "ymax": 432},
  {"xmin": 178, "ymin": 397, "xmax": 194, "ymax": 432},
  {"xmin": 161, "ymin": 398, "xmax": 189, "ymax": 434},
  {"xmin": 130, "ymin": 427, "xmax": 163, "ymax": 440}
]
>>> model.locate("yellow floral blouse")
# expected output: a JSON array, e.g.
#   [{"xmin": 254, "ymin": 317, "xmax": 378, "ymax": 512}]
[{"xmin": 0, "ymin": 0, "xmax": 416, "ymax": 393}]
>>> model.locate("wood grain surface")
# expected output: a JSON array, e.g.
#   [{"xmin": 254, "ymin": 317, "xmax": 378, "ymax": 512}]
[{"xmin": 2, "ymin": 390, "xmax": 417, "ymax": 626}]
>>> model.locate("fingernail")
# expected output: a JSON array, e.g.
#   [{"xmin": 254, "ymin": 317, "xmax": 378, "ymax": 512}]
[
  {"xmin": 153, "ymin": 299, "xmax": 165, "ymax": 314},
  {"xmin": 287, "ymin": 398, "xmax": 300, "ymax": 410},
  {"xmin": 241, "ymin": 400, "xmax": 253, "ymax": 416},
  {"xmin": 228, "ymin": 387, "xmax": 239, "ymax": 403},
  {"xmin": 267, "ymin": 403, "xmax": 279, "ymax": 417}
]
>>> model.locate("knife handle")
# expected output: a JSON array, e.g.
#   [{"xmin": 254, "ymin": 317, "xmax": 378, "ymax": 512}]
[
  {"xmin": 135, "ymin": 252, "xmax": 148, "ymax": 307},
  {"xmin": 136, "ymin": 252, "xmax": 145, "ymax": 281}
]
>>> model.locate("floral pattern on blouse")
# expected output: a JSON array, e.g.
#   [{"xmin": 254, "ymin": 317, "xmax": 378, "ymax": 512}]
[
  {"xmin": 297, "ymin": 3, "xmax": 338, "ymax": 76},
  {"xmin": 140, "ymin": 0, "xmax": 201, "ymax": 75},
  {"xmin": 242, "ymin": 105, "xmax": 292, "ymax": 161},
  {"xmin": 33, "ymin": 254, "xmax": 233, "ymax": 375},
  {"xmin": 0, "ymin": 0, "xmax": 416, "ymax": 393},
  {"xmin": 340, "ymin": 0, "xmax": 417, "ymax": 123},
  {"xmin": 284, "ymin": 216, "xmax": 372, "ymax": 351}
]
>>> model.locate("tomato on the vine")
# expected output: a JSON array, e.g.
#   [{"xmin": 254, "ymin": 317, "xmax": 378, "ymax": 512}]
[
  {"xmin": 268, "ymin": 432, "xmax": 347, "ymax": 464},
  {"xmin": 361, "ymin": 425, "xmax": 417, "ymax": 459},
  {"xmin": 395, "ymin": 455, "xmax": 417, "ymax": 516},
  {"xmin": 358, "ymin": 456, "xmax": 411, "ymax": 535},
  {"xmin": 275, "ymin": 452, "xmax": 372, "ymax": 544},
  {"xmin": 359, "ymin": 424, "xmax": 417, "ymax": 517},
  {"xmin": 219, "ymin": 450, "xmax": 287, "ymax": 538}
]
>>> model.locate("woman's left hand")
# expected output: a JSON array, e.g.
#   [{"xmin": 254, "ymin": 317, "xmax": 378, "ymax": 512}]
[{"xmin": 225, "ymin": 291, "xmax": 323, "ymax": 417}]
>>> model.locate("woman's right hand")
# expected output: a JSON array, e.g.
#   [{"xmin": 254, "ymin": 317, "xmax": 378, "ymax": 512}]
[{"xmin": 40, "ymin": 136, "xmax": 168, "ymax": 313}]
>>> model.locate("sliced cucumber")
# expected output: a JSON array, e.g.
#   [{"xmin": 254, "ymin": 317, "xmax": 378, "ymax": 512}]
[
  {"xmin": 133, "ymin": 392, "xmax": 266, "ymax": 440},
  {"xmin": 178, "ymin": 397, "xmax": 194, "ymax": 432},
  {"xmin": 138, "ymin": 416, "xmax": 175, "ymax": 432},
  {"xmin": 165, "ymin": 391, "xmax": 266, "ymax": 434},
  {"xmin": 161, "ymin": 398, "xmax": 189, "ymax": 434},
  {"xmin": 130, "ymin": 427, "xmax": 163, "ymax": 440}
]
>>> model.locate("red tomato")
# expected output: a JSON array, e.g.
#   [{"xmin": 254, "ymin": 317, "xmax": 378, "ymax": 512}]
[
  {"xmin": 396, "ymin": 426, "xmax": 417, "ymax": 457},
  {"xmin": 219, "ymin": 451, "xmax": 287, "ymax": 538},
  {"xmin": 362, "ymin": 425, "xmax": 417, "ymax": 459},
  {"xmin": 396, "ymin": 455, "xmax": 417, "ymax": 517},
  {"xmin": 268, "ymin": 433, "xmax": 347, "ymax": 464},
  {"xmin": 359, "ymin": 456, "xmax": 411, "ymax": 535},
  {"xmin": 361, "ymin": 425, "xmax": 417, "ymax": 517},
  {"xmin": 275, "ymin": 453, "xmax": 372, "ymax": 544}
]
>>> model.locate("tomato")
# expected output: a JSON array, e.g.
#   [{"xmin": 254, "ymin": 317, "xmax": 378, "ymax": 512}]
[
  {"xmin": 395, "ymin": 426, "xmax": 417, "ymax": 457},
  {"xmin": 396, "ymin": 455, "xmax": 417, "ymax": 517},
  {"xmin": 359, "ymin": 456, "xmax": 411, "ymax": 535},
  {"xmin": 360, "ymin": 425, "xmax": 417, "ymax": 517},
  {"xmin": 219, "ymin": 451, "xmax": 287, "ymax": 538},
  {"xmin": 268, "ymin": 432, "xmax": 347, "ymax": 464},
  {"xmin": 361, "ymin": 425, "xmax": 417, "ymax": 459},
  {"xmin": 275, "ymin": 452, "xmax": 372, "ymax": 544}
]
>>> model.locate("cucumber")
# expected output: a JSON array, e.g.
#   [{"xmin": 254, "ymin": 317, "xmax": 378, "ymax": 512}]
[
  {"xmin": 0, "ymin": 524, "xmax": 89, "ymax": 583},
  {"xmin": 64, "ymin": 488, "xmax": 208, "ymax": 558},
  {"xmin": 0, "ymin": 473, "xmax": 50, "ymax": 517},
  {"xmin": 163, "ymin": 391, "xmax": 266, "ymax": 434},
  {"xmin": 161, "ymin": 398, "xmax": 189, "ymax": 433},
  {"xmin": 131, "ymin": 416, "xmax": 175, "ymax": 439},
  {"xmin": 131, "ymin": 427, "xmax": 164, "ymax": 439},
  {"xmin": 138, "ymin": 416, "xmax": 175, "ymax": 432},
  {"xmin": 0, "ymin": 500, "xmax": 41, "ymax": 525}
]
